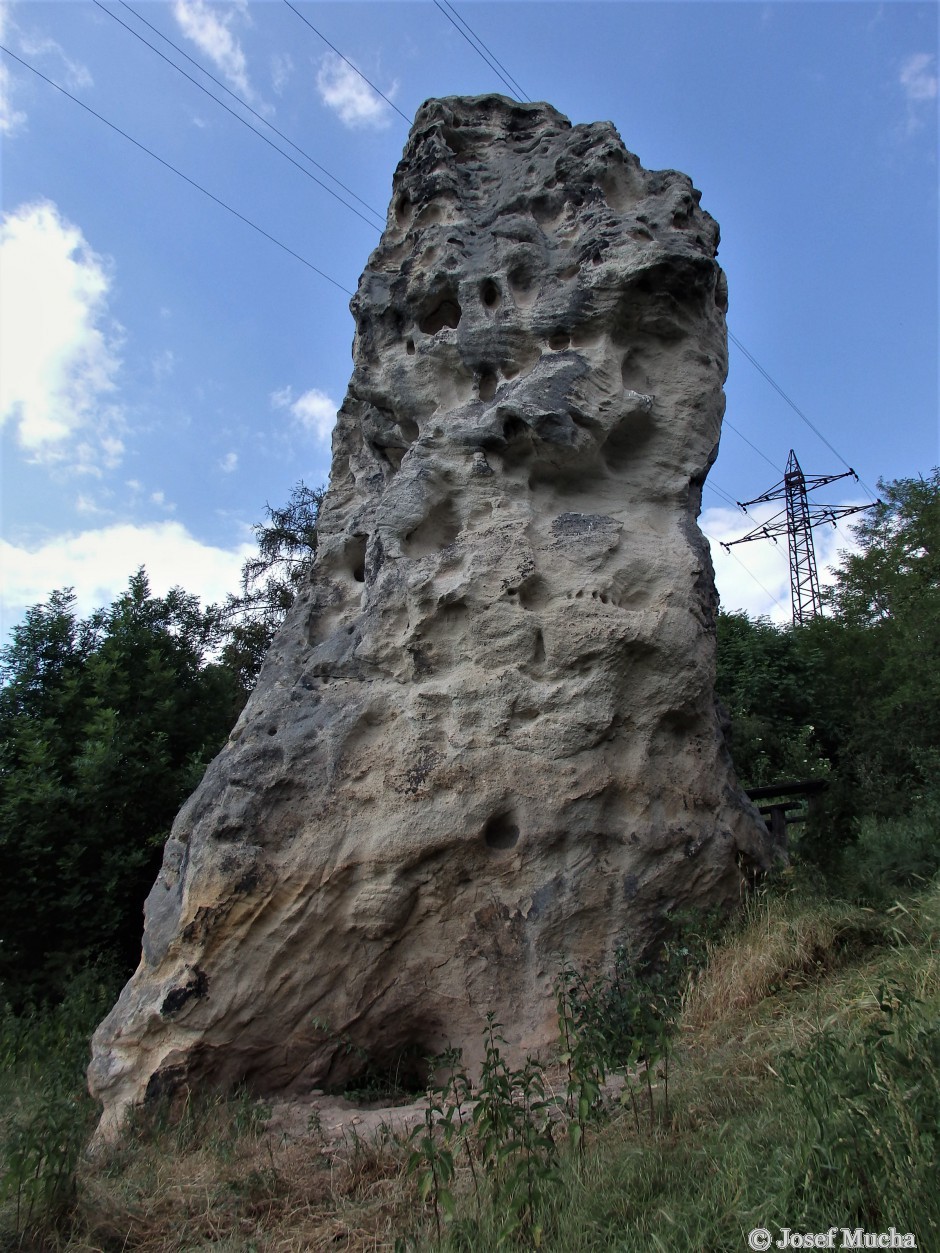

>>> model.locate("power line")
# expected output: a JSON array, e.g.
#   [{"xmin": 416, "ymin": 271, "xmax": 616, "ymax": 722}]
[
  {"xmin": 94, "ymin": 2, "xmax": 383, "ymax": 233},
  {"xmin": 704, "ymin": 481, "xmax": 743, "ymax": 511},
  {"xmin": 723, "ymin": 545, "xmax": 788, "ymax": 614},
  {"xmin": 117, "ymin": 0, "xmax": 385, "ymax": 225},
  {"xmin": 415, "ymin": 11, "xmax": 865, "ymax": 510},
  {"xmin": 432, "ymin": 1, "xmax": 530, "ymax": 102},
  {"xmin": 728, "ymin": 330, "xmax": 879, "ymax": 501},
  {"xmin": 282, "ymin": 0, "xmax": 411, "ymax": 125},
  {"xmin": 722, "ymin": 449, "xmax": 874, "ymax": 624},
  {"xmin": 701, "ymin": 526, "xmax": 792, "ymax": 613},
  {"xmin": 722, "ymin": 418, "xmax": 780, "ymax": 475},
  {"xmin": 0, "ymin": 44, "xmax": 354, "ymax": 296}
]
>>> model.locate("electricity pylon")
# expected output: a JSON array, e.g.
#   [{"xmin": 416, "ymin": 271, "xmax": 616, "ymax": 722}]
[{"xmin": 721, "ymin": 450, "xmax": 875, "ymax": 625}]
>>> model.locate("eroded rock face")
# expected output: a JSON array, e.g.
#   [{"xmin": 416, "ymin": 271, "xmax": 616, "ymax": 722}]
[{"xmin": 90, "ymin": 94, "xmax": 773, "ymax": 1132}]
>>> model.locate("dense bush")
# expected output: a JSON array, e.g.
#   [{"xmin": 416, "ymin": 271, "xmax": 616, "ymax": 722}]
[
  {"xmin": 716, "ymin": 469, "xmax": 940, "ymax": 882},
  {"xmin": 0, "ymin": 573, "xmax": 246, "ymax": 1005}
]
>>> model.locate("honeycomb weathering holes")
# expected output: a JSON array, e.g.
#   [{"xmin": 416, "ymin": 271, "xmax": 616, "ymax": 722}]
[
  {"xmin": 481, "ymin": 279, "xmax": 500, "ymax": 308},
  {"xmin": 479, "ymin": 370, "xmax": 498, "ymax": 402},
  {"xmin": 418, "ymin": 298, "xmax": 462, "ymax": 335},
  {"xmin": 349, "ymin": 536, "xmax": 367, "ymax": 582},
  {"xmin": 483, "ymin": 811, "xmax": 520, "ymax": 851},
  {"xmin": 395, "ymin": 194, "xmax": 413, "ymax": 229}
]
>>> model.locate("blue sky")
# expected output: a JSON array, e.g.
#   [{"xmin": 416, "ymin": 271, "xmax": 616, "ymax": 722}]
[{"xmin": 1, "ymin": 0, "xmax": 937, "ymax": 638}]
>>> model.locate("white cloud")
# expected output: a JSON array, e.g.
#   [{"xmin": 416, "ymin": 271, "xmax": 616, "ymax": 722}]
[
  {"xmin": 75, "ymin": 492, "xmax": 110, "ymax": 516},
  {"xmin": 701, "ymin": 502, "xmax": 863, "ymax": 625},
  {"xmin": 152, "ymin": 349, "xmax": 175, "ymax": 380},
  {"xmin": 900, "ymin": 53, "xmax": 938, "ymax": 103},
  {"xmin": 219, "ymin": 451, "xmax": 238, "ymax": 473},
  {"xmin": 173, "ymin": 0, "xmax": 253, "ymax": 99},
  {"xmin": 271, "ymin": 385, "xmax": 337, "ymax": 443},
  {"xmin": 0, "ymin": 1, "xmax": 26, "ymax": 134},
  {"xmin": 316, "ymin": 53, "xmax": 395, "ymax": 129},
  {"xmin": 0, "ymin": 521, "xmax": 256, "ymax": 636},
  {"xmin": 0, "ymin": 200, "xmax": 124, "ymax": 467},
  {"xmin": 271, "ymin": 51, "xmax": 293, "ymax": 94},
  {"xmin": 18, "ymin": 33, "xmax": 92, "ymax": 90}
]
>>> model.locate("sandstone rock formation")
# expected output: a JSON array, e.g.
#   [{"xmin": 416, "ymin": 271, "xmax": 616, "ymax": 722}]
[{"xmin": 90, "ymin": 94, "xmax": 775, "ymax": 1133}]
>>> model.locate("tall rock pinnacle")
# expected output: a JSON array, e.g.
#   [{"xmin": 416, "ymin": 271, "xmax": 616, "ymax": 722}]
[{"xmin": 90, "ymin": 95, "xmax": 775, "ymax": 1132}]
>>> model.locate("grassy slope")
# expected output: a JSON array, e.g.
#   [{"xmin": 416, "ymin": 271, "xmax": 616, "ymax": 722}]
[{"xmin": 2, "ymin": 880, "xmax": 938, "ymax": 1251}]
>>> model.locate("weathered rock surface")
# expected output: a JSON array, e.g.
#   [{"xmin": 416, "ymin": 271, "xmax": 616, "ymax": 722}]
[{"xmin": 90, "ymin": 94, "xmax": 774, "ymax": 1133}]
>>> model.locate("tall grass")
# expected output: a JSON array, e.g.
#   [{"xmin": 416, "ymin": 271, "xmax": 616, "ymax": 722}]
[
  {"xmin": 3, "ymin": 864, "xmax": 938, "ymax": 1250},
  {"xmin": 0, "ymin": 964, "xmax": 118, "ymax": 1249}
]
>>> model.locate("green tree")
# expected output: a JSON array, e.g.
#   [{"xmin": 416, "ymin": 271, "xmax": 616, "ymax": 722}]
[
  {"xmin": 219, "ymin": 480, "xmax": 324, "ymax": 687},
  {"xmin": 715, "ymin": 612, "xmax": 831, "ymax": 788},
  {"xmin": 716, "ymin": 469, "xmax": 940, "ymax": 868},
  {"xmin": 812, "ymin": 469, "xmax": 940, "ymax": 813},
  {"xmin": 0, "ymin": 572, "xmax": 246, "ymax": 1006}
]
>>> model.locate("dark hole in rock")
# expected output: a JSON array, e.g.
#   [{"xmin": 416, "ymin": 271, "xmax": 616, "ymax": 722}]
[
  {"xmin": 481, "ymin": 279, "xmax": 500, "ymax": 308},
  {"xmin": 714, "ymin": 271, "xmax": 729, "ymax": 313},
  {"xmin": 533, "ymin": 629, "xmax": 546, "ymax": 663},
  {"xmin": 502, "ymin": 415, "xmax": 528, "ymax": 442},
  {"xmin": 592, "ymin": 252, "xmax": 602, "ymax": 266},
  {"xmin": 620, "ymin": 352, "xmax": 650, "ymax": 393},
  {"xmin": 508, "ymin": 266, "xmax": 536, "ymax": 301},
  {"xmin": 349, "ymin": 535, "xmax": 367, "ymax": 582},
  {"xmin": 548, "ymin": 332, "xmax": 570, "ymax": 351},
  {"xmin": 145, "ymin": 1064, "xmax": 188, "ymax": 1105},
  {"xmin": 518, "ymin": 575, "xmax": 549, "ymax": 610},
  {"xmin": 372, "ymin": 443, "xmax": 405, "ymax": 472},
  {"xmin": 395, "ymin": 195, "xmax": 413, "ymax": 230},
  {"xmin": 532, "ymin": 194, "xmax": 561, "ymax": 224},
  {"xmin": 406, "ymin": 338, "xmax": 416, "ymax": 355},
  {"xmin": 419, "ymin": 298, "xmax": 462, "ymax": 335},
  {"xmin": 160, "ymin": 968, "xmax": 209, "ymax": 1017},
  {"xmin": 484, "ymin": 811, "xmax": 520, "ymax": 851},
  {"xmin": 267, "ymin": 726, "xmax": 278, "ymax": 736},
  {"xmin": 403, "ymin": 496, "xmax": 461, "ymax": 558},
  {"xmin": 441, "ymin": 126, "xmax": 469, "ymax": 155},
  {"xmin": 602, "ymin": 408, "xmax": 655, "ymax": 469},
  {"xmin": 340, "ymin": 1041, "xmax": 433, "ymax": 1099},
  {"xmin": 479, "ymin": 370, "xmax": 498, "ymax": 402}
]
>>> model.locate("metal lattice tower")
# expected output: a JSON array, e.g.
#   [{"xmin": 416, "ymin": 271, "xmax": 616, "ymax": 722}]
[
  {"xmin": 784, "ymin": 451, "xmax": 822, "ymax": 623},
  {"xmin": 722, "ymin": 449, "xmax": 875, "ymax": 625}
]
